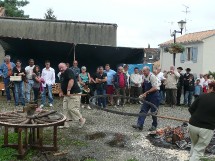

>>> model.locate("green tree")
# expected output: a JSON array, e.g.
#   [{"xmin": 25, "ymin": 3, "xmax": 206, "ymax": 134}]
[
  {"xmin": 0, "ymin": 0, "xmax": 29, "ymax": 18},
  {"xmin": 44, "ymin": 8, "xmax": 57, "ymax": 20}
]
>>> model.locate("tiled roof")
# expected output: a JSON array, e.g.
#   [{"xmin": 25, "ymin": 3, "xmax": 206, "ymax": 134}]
[
  {"xmin": 144, "ymin": 48, "xmax": 159, "ymax": 54},
  {"xmin": 160, "ymin": 29, "xmax": 215, "ymax": 46},
  {"xmin": 0, "ymin": 7, "xmax": 5, "ymax": 17}
]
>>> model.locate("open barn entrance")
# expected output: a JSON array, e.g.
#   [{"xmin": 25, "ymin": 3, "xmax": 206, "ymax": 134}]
[{"xmin": 0, "ymin": 37, "xmax": 144, "ymax": 81}]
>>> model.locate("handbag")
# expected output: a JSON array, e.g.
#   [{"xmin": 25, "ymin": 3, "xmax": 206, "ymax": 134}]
[{"xmin": 10, "ymin": 76, "xmax": 22, "ymax": 81}]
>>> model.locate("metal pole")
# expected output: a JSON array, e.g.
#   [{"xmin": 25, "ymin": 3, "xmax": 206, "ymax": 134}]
[
  {"xmin": 73, "ymin": 44, "xmax": 76, "ymax": 61},
  {"xmin": 173, "ymin": 30, "xmax": 176, "ymax": 66}
]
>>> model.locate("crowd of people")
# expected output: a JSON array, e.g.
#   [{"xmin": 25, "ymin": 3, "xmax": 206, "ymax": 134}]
[
  {"xmin": 0, "ymin": 55, "xmax": 55, "ymax": 109},
  {"xmin": 0, "ymin": 55, "xmax": 215, "ymax": 160},
  {"xmin": 1, "ymin": 54, "xmax": 214, "ymax": 111},
  {"xmin": 155, "ymin": 66, "xmax": 214, "ymax": 108}
]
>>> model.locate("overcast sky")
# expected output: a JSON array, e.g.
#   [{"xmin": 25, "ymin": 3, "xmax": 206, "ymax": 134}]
[{"xmin": 23, "ymin": 0, "xmax": 215, "ymax": 48}]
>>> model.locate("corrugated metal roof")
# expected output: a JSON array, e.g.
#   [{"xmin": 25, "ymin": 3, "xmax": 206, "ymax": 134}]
[{"xmin": 0, "ymin": 16, "xmax": 117, "ymax": 27}]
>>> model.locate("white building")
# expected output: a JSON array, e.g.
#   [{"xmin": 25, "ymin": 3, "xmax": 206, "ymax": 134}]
[{"xmin": 159, "ymin": 29, "xmax": 215, "ymax": 76}]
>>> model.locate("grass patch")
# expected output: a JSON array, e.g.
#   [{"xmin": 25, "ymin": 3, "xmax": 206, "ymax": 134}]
[
  {"xmin": 59, "ymin": 138, "xmax": 88, "ymax": 147},
  {"xmin": 0, "ymin": 132, "xmax": 37, "ymax": 161},
  {"xmin": 200, "ymin": 157, "xmax": 215, "ymax": 161},
  {"xmin": 127, "ymin": 158, "xmax": 139, "ymax": 161},
  {"xmin": 43, "ymin": 129, "xmax": 88, "ymax": 147}
]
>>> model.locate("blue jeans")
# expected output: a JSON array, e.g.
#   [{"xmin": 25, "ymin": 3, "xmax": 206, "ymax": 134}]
[
  {"xmin": 96, "ymin": 89, "xmax": 106, "ymax": 108},
  {"xmin": 33, "ymin": 87, "xmax": 40, "ymax": 104},
  {"xmin": 184, "ymin": 91, "xmax": 194, "ymax": 106},
  {"xmin": 26, "ymin": 79, "xmax": 34, "ymax": 102},
  {"xmin": 41, "ymin": 85, "xmax": 53, "ymax": 105},
  {"xmin": 159, "ymin": 90, "xmax": 165, "ymax": 104},
  {"xmin": 137, "ymin": 94, "xmax": 160, "ymax": 127},
  {"xmin": 3, "ymin": 77, "xmax": 14, "ymax": 101},
  {"xmin": 14, "ymin": 81, "xmax": 25, "ymax": 106}
]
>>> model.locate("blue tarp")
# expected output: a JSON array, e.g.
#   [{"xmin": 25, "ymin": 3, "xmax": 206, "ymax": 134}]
[{"xmin": 128, "ymin": 64, "xmax": 153, "ymax": 75}]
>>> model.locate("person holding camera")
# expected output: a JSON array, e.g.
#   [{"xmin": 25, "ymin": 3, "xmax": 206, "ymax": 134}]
[{"xmin": 164, "ymin": 66, "xmax": 180, "ymax": 108}]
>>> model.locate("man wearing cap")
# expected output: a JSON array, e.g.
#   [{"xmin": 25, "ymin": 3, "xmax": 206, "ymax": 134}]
[
  {"xmin": 183, "ymin": 68, "xmax": 194, "ymax": 106},
  {"xmin": 176, "ymin": 67, "xmax": 184, "ymax": 106}
]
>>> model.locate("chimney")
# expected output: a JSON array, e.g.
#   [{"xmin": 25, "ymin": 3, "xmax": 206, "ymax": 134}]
[{"xmin": 148, "ymin": 44, "xmax": 150, "ymax": 49}]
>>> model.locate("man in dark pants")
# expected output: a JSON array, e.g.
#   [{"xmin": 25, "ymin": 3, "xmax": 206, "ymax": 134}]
[
  {"xmin": 183, "ymin": 68, "xmax": 194, "ymax": 106},
  {"xmin": 132, "ymin": 66, "xmax": 160, "ymax": 131},
  {"xmin": 176, "ymin": 67, "xmax": 184, "ymax": 106}
]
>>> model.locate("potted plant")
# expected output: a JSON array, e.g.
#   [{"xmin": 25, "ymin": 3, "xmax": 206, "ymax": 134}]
[{"xmin": 164, "ymin": 43, "xmax": 185, "ymax": 54}]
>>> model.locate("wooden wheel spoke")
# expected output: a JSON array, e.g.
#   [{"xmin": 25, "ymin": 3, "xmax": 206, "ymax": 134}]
[
  {"xmin": 0, "ymin": 110, "xmax": 65, "ymax": 127},
  {"xmin": 38, "ymin": 117, "xmax": 57, "ymax": 123},
  {"xmin": 27, "ymin": 110, "xmax": 57, "ymax": 119},
  {"xmin": 20, "ymin": 119, "xmax": 30, "ymax": 124},
  {"xmin": 34, "ymin": 119, "xmax": 46, "ymax": 124}
]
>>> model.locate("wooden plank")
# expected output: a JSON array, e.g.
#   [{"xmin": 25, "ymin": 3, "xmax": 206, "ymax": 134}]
[
  {"xmin": 4, "ymin": 126, "xmax": 8, "ymax": 146},
  {"xmin": 18, "ymin": 128, "xmax": 24, "ymax": 156},
  {"xmin": 53, "ymin": 126, "xmax": 57, "ymax": 149}
]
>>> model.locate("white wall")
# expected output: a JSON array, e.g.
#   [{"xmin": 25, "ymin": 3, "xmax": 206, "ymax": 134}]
[
  {"xmin": 160, "ymin": 43, "xmax": 204, "ymax": 76},
  {"xmin": 202, "ymin": 36, "xmax": 215, "ymax": 74},
  {"xmin": 160, "ymin": 47, "xmax": 174, "ymax": 71}
]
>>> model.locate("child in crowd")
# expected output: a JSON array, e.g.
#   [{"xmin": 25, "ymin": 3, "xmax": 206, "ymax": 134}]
[
  {"xmin": 194, "ymin": 79, "xmax": 203, "ymax": 99},
  {"xmin": 185, "ymin": 74, "xmax": 195, "ymax": 107},
  {"xmin": 81, "ymin": 82, "xmax": 91, "ymax": 109},
  {"xmin": 32, "ymin": 65, "xmax": 45, "ymax": 111},
  {"xmin": 203, "ymin": 74, "xmax": 209, "ymax": 93}
]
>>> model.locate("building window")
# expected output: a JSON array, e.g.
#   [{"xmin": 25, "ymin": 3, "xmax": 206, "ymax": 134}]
[
  {"xmin": 186, "ymin": 47, "xmax": 193, "ymax": 61},
  {"xmin": 149, "ymin": 55, "xmax": 154, "ymax": 60}
]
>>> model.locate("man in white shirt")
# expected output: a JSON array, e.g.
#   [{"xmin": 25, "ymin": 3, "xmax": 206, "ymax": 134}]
[
  {"xmin": 156, "ymin": 67, "xmax": 165, "ymax": 105},
  {"xmin": 40, "ymin": 60, "xmax": 55, "ymax": 108},
  {"xmin": 123, "ymin": 64, "xmax": 130, "ymax": 103},
  {"xmin": 130, "ymin": 67, "xmax": 142, "ymax": 104},
  {"xmin": 25, "ymin": 59, "xmax": 35, "ymax": 102}
]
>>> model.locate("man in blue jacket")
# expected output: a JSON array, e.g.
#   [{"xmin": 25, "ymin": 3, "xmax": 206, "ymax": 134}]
[{"xmin": 0, "ymin": 55, "xmax": 15, "ymax": 102}]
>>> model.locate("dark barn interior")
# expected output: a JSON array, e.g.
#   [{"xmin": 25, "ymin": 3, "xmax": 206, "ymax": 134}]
[{"xmin": 0, "ymin": 37, "xmax": 144, "ymax": 81}]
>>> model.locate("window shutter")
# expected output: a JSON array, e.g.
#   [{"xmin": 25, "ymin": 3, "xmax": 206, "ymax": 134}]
[
  {"xmin": 180, "ymin": 51, "xmax": 185, "ymax": 63},
  {"xmin": 192, "ymin": 47, "xmax": 198, "ymax": 63}
]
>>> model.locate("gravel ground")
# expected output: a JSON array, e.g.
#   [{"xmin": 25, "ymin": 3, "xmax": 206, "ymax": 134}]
[{"xmin": 0, "ymin": 97, "xmax": 202, "ymax": 161}]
